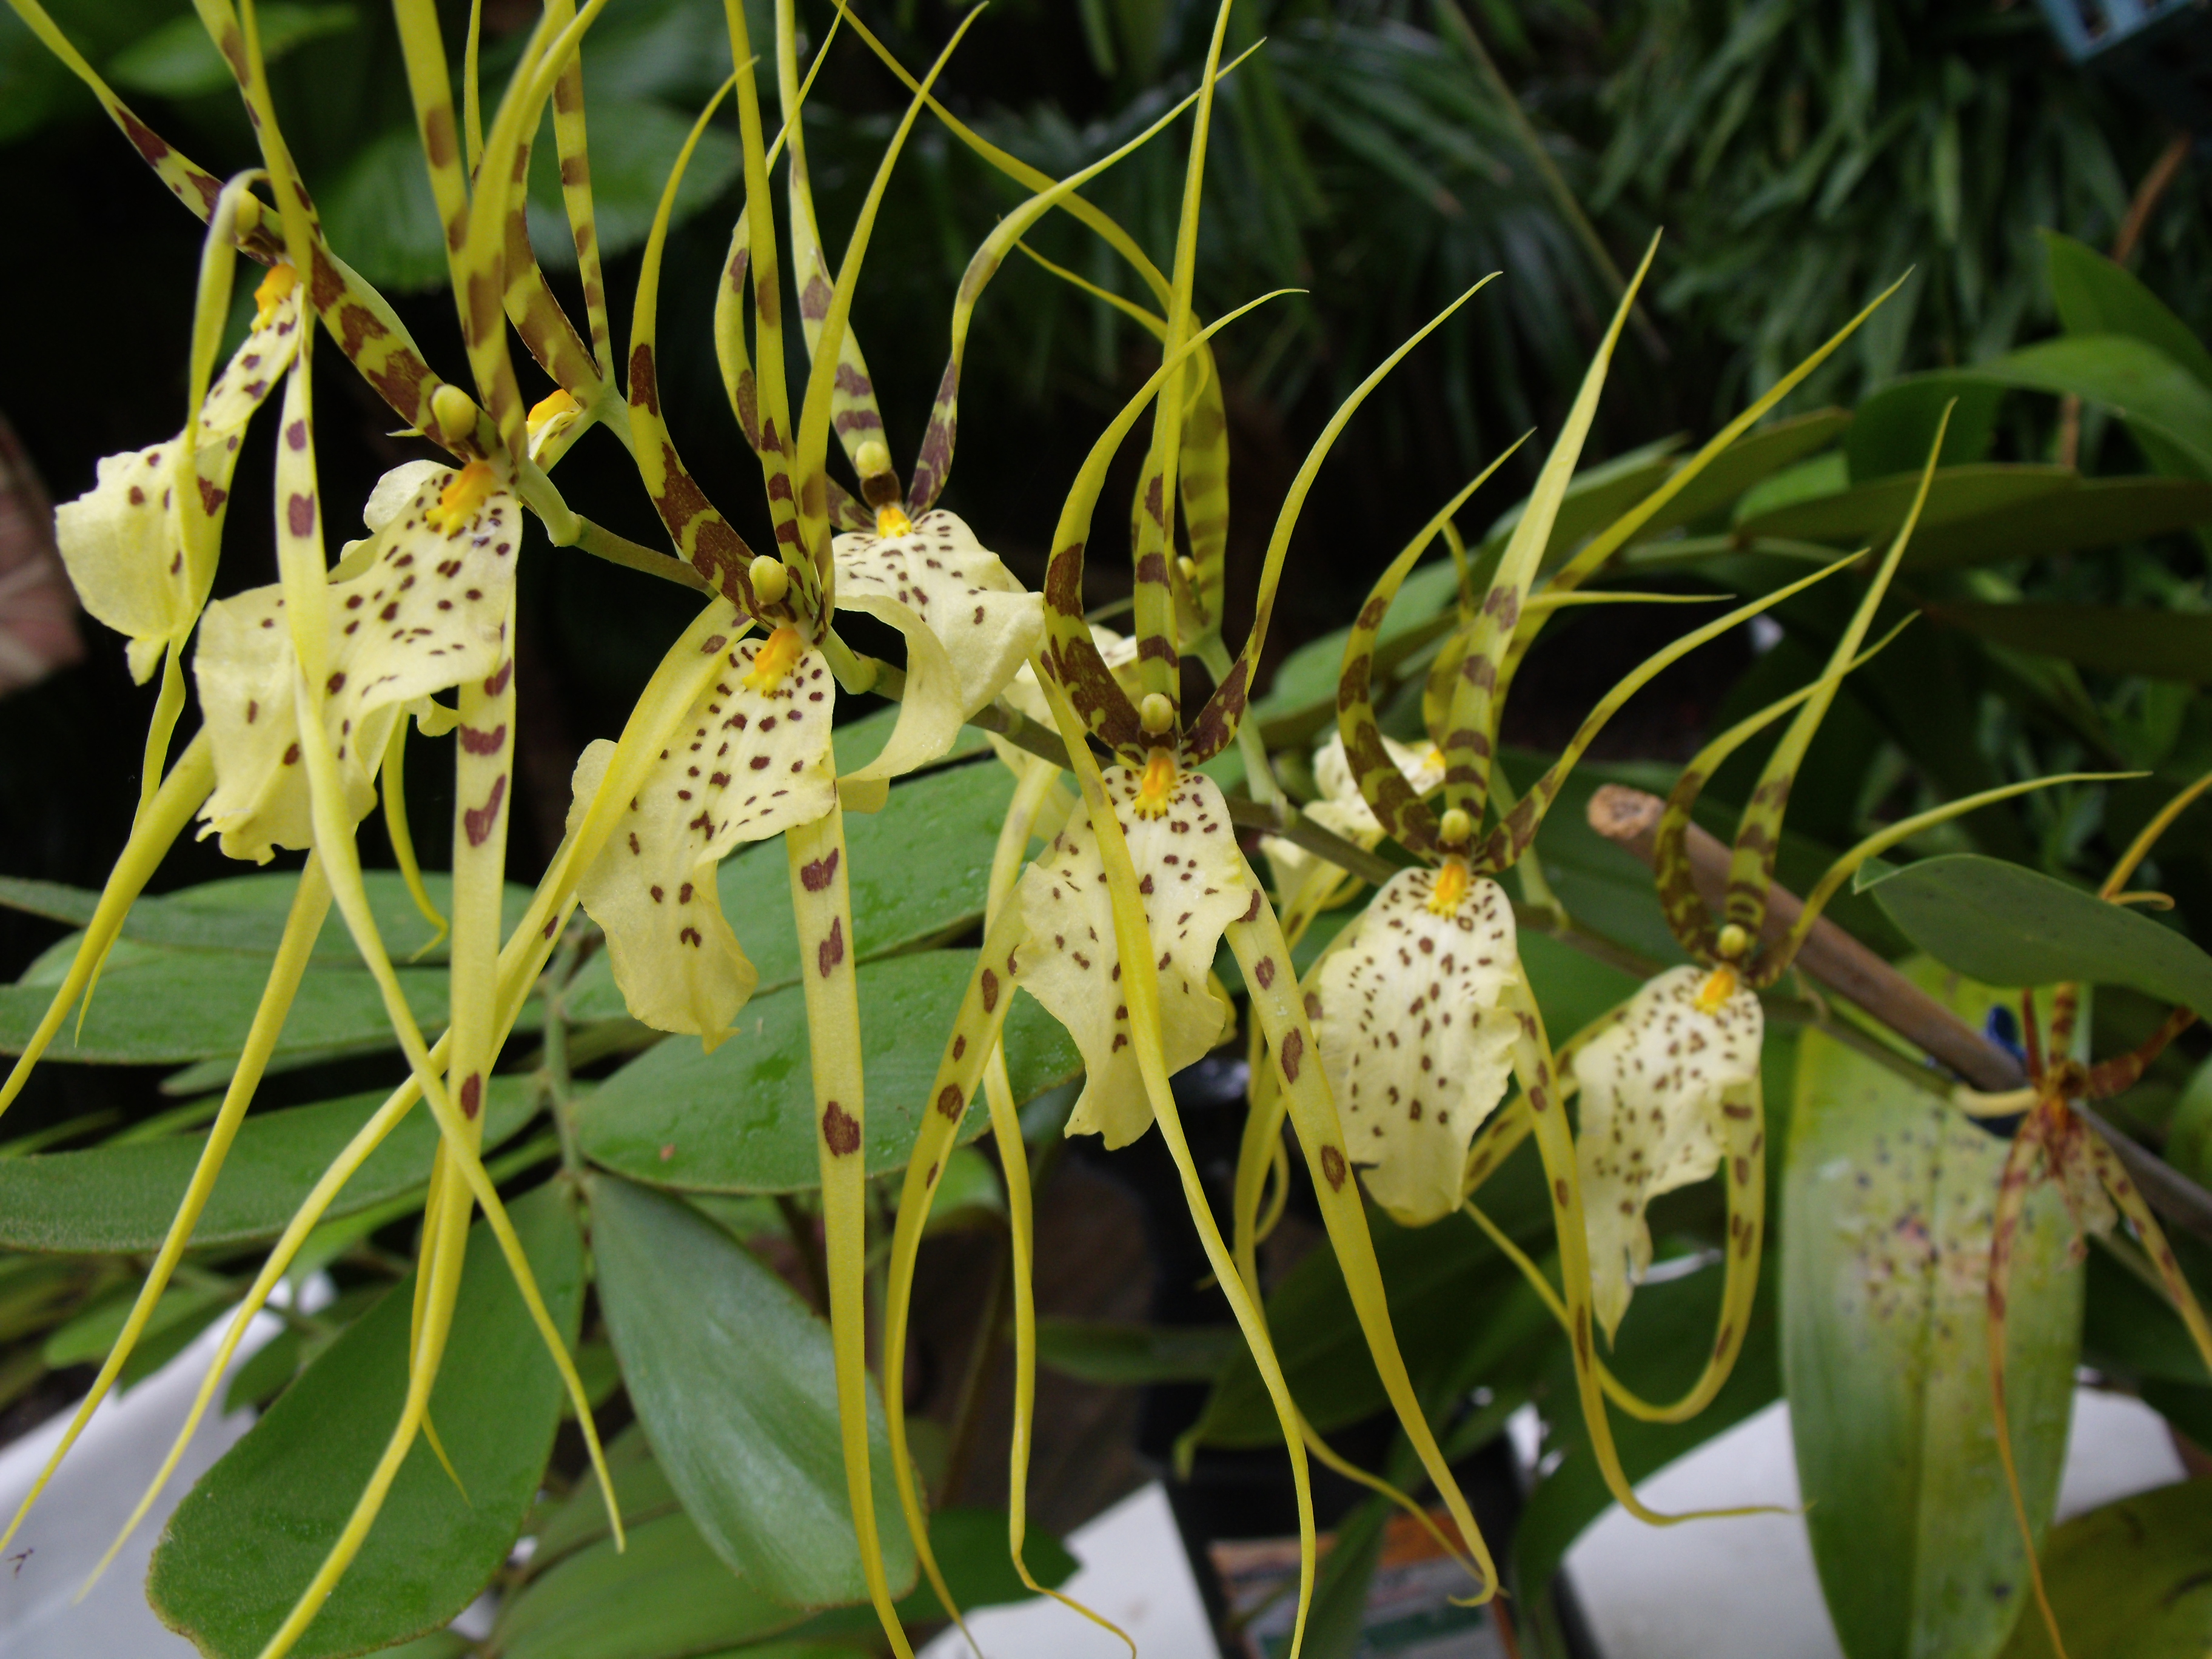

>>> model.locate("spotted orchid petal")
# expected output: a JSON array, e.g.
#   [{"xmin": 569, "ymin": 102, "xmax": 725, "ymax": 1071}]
[
  {"xmin": 1015, "ymin": 764, "xmax": 1255, "ymax": 1147},
  {"xmin": 569, "ymin": 622, "xmax": 837, "ymax": 1042},
  {"xmin": 193, "ymin": 460, "xmax": 520, "ymax": 862},
  {"xmin": 1262, "ymin": 731, "xmax": 1441, "ymax": 905},
  {"xmin": 832, "ymin": 509, "xmax": 1044, "ymax": 719},
  {"xmin": 1574, "ymin": 964, "xmax": 1763, "ymax": 1338},
  {"xmin": 55, "ymin": 282, "xmax": 304, "ymax": 682},
  {"xmin": 1311, "ymin": 866, "xmax": 1521, "ymax": 1225}
]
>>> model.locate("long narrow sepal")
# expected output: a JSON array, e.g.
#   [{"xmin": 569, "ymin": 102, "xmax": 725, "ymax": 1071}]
[
  {"xmin": 1721, "ymin": 404, "xmax": 1954, "ymax": 937},
  {"xmin": 1184, "ymin": 277, "xmax": 1497, "ymax": 766},
  {"xmin": 0, "ymin": 859, "xmax": 330, "ymax": 1562},
  {"xmin": 1225, "ymin": 899, "xmax": 1500, "ymax": 1599},
  {"xmin": 1436, "ymin": 239, "xmax": 1656, "ymax": 818},
  {"xmin": 1337, "ymin": 447, "xmax": 1527, "ymax": 853},
  {"xmin": 1030, "ymin": 660, "xmax": 1318, "ymax": 1658},
  {"xmin": 783, "ymin": 810, "xmax": 914, "ymax": 1657},
  {"xmin": 0, "ymin": 736, "xmax": 213, "ymax": 1122}
]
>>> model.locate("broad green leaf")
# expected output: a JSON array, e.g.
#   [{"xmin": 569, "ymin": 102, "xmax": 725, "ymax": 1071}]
[
  {"xmin": 577, "ymin": 951, "xmax": 1079, "ymax": 1193},
  {"xmin": 1996, "ymin": 1480, "xmax": 2212, "ymax": 1659},
  {"xmin": 1866, "ymin": 854, "xmax": 2212, "ymax": 1012},
  {"xmin": 1513, "ymin": 1256, "xmax": 1783, "ymax": 1595},
  {"xmin": 0, "ymin": 953, "xmax": 455, "ymax": 1065},
  {"xmin": 1785, "ymin": 959, "xmax": 2082, "ymax": 1659},
  {"xmin": 0, "ymin": 1078, "xmax": 537, "ymax": 1253},
  {"xmin": 791, "ymin": 1506, "xmax": 1079, "ymax": 1637},
  {"xmin": 1846, "ymin": 381, "xmax": 2002, "ymax": 481},
  {"xmin": 1198, "ymin": 1133, "xmax": 1555, "ymax": 1447},
  {"xmin": 1734, "ymin": 464, "xmax": 2076, "ymax": 546},
  {"xmin": 526, "ymin": 97, "xmax": 740, "ymax": 270},
  {"xmin": 587, "ymin": 1173, "xmax": 916, "ymax": 1608},
  {"xmin": 2042, "ymin": 230, "xmax": 2212, "ymax": 394},
  {"xmin": 1898, "ymin": 478, "xmax": 2212, "ymax": 571},
  {"xmin": 565, "ymin": 759, "xmax": 1016, "ymax": 1022},
  {"xmin": 1034, "ymin": 1318, "xmax": 1242, "ymax": 1385},
  {"xmin": 830, "ymin": 703, "xmax": 990, "ymax": 776},
  {"xmin": 529, "ymin": 1424, "xmax": 685, "ymax": 1573},
  {"xmin": 108, "ymin": 4, "xmax": 355, "ymax": 98},
  {"xmin": 318, "ymin": 126, "xmax": 452, "ymax": 292},
  {"xmin": 1969, "ymin": 337, "xmax": 2212, "ymax": 480},
  {"xmin": 149, "ymin": 1184, "xmax": 584, "ymax": 1659},
  {"xmin": 1632, "ymin": 409, "xmax": 1855, "ymax": 540},
  {"xmin": 1928, "ymin": 601, "xmax": 2212, "ymax": 684},
  {"xmin": 0, "ymin": 870, "xmax": 533, "ymax": 968},
  {"xmin": 490, "ymin": 1510, "xmax": 806, "ymax": 1659},
  {"xmin": 42, "ymin": 1276, "xmax": 233, "ymax": 1367}
]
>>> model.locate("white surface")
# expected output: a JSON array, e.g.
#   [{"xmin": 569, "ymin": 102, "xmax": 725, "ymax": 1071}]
[
  {"xmin": 1561, "ymin": 1389, "xmax": 2188, "ymax": 1659},
  {"xmin": 919, "ymin": 1481, "xmax": 1218, "ymax": 1659},
  {"xmin": 0, "ymin": 1309, "xmax": 277, "ymax": 1658}
]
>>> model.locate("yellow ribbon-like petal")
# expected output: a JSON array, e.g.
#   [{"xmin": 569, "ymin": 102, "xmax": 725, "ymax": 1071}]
[{"xmin": 831, "ymin": 509, "xmax": 1044, "ymax": 718}]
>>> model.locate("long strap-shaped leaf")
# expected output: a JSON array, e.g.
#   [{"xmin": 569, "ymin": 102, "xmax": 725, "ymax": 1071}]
[
  {"xmin": 0, "ymin": 858, "xmax": 330, "ymax": 1560},
  {"xmin": 783, "ymin": 808, "xmax": 914, "ymax": 1658},
  {"xmin": 1223, "ymin": 903, "xmax": 1501, "ymax": 1598},
  {"xmin": 1126, "ymin": 0, "xmax": 1236, "ymax": 717},
  {"xmin": 0, "ymin": 735, "xmax": 213, "ymax": 1124},
  {"xmin": 1467, "ymin": 553, "xmax": 1865, "ymax": 875},
  {"xmin": 627, "ymin": 77, "xmax": 769, "ymax": 608},
  {"xmin": 107, "ymin": 597, "xmax": 738, "ymax": 1588},
  {"xmin": 1183, "ymin": 281, "xmax": 1492, "ymax": 766},
  {"xmin": 1041, "ymin": 297, "xmax": 1290, "ymax": 756},
  {"xmin": 1030, "ymin": 662, "xmax": 1319, "ymax": 1659},
  {"xmin": 1721, "ymin": 405, "xmax": 1952, "ymax": 937},
  {"xmin": 789, "ymin": 13, "xmax": 980, "ymax": 577},
  {"xmin": 1337, "ymin": 447, "xmax": 1527, "ymax": 852},
  {"xmin": 1436, "ymin": 240, "xmax": 1655, "ymax": 820}
]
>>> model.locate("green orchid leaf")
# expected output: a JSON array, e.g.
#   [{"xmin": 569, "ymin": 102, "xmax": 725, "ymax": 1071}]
[
  {"xmin": 830, "ymin": 704, "xmax": 990, "ymax": 776},
  {"xmin": 0, "ymin": 954, "xmax": 458, "ymax": 1065},
  {"xmin": 316, "ymin": 125, "xmax": 452, "ymax": 292},
  {"xmin": 1034, "ymin": 1318, "xmax": 1242, "ymax": 1385},
  {"xmin": 2082, "ymin": 1244, "xmax": 2211, "ymax": 1388},
  {"xmin": 529, "ymin": 1424, "xmax": 685, "ymax": 1575},
  {"xmin": 1846, "ymin": 381, "xmax": 2002, "ymax": 481},
  {"xmin": 1631, "ymin": 407, "xmax": 1854, "ymax": 540},
  {"xmin": 1865, "ymin": 854, "xmax": 2212, "ymax": 1011},
  {"xmin": 0, "ymin": 1077, "xmax": 537, "ymax": 1253},
  {"xmin": 1733, "ymin": 463, "xmax": 2076, "ymax": 546},
  {"xmin": 1197, "ymin": 1132, "xmax": 1556, "ymax": 1448},
  {"xmin": 489, "ymin": 1510, "xmax": 808, "ymax": 1659},
  {"xmin": 1785, "ymin": 960, "xmax": 2082, "ymax": 1659},
  {"xmin": 565, "ymin": 757, "xmax": 1014, "ymax": 1022},
  {"xmin": 2042, "ymin": 230, "xmax": 2212, "ymax": 393},
  {"xmin": 1995, "ymin": 1480, "xmax": 2212, "ymax": 1659},
  {"xmin": 1925, "ymin": 601, "xmax": 2212, "ymax": 684},
  {"xmin": 791, "ymin": 1506, "xmax": 1080, "ymax": 1636},
  {"xmin": 1897, "ymin": 477, "xmax": 2212, "ymax": 570},
  {"xmin": 0, "ymin": 870, "xmax": 535, "ymax": 969},
  {"xmin": 1303, "ymin": 1496, "xmax": 1392, "ymax": 1659},
  {"xmin": 148, "ymin": 1183, "xmax": 584, "ymax": 1659},
  {"xmin": 577, "ymin": 951, "xmax": 1079, "ymax": 1193},
  {"xmin": 42, "ymin": 1275, "xmax": 232, "ymax": 1368},
  {"xmin": 107, "ymin": 4, "xmax": 355, "ymax": 99},
  {"xmin": 586, "ymin": 1173, "xmax": 917, "ymax": 1609}
]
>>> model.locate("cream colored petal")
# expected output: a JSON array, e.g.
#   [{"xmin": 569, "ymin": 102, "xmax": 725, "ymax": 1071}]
[
  {"xmin": 193, "ymin": 466, "xmax": 521, "ymax": 862},
  {"xmin": 362, "ymin": 461, "xmax": 447, "ymax": 534},
  {"xmin": 569, "ymin": 628, "xmax": 836, "ymax": 1041},
  {"xmin": 833, "ymin": 587, "xmax": 964, "ymax": 813},
  {"xmin": 1015, "ymin": 765, "xmax": 1254, "ymax": 1148},
  {"xmin": 1261, "ymin": 794, "xmax": 1376, "ymax": 905},
  {"xmin": 1312, "ymin": 729, "xmax": 1444, "ymax": 813},
  {"xmin": 55, "ymin": 444, "xmax": 196, "ymax": 680},
  {"xmin": 56, "ymin": 292, "xmax": 306, "ymax": 680},
  {"xmin": 833, "ymin": 509, "xmax": 1043, "ymax": 719},
  {"xmin": 1312, "ymin": 868, "xmax": 1520, "ymax": 1226},
  {"xmin": 1573, "ymin": 965, "xmax": 1763, "ymax": 1336}
]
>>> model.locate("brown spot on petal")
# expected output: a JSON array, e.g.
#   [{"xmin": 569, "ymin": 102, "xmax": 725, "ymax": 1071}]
[
  {"xmin": 1280, "ymin": 1028, "xmax": 1304, "ymax": 1082},
  {"xmin": 460, "ymin": 1073, "xmax": 482, "ymax": 1119},
  {"xmin": 822, "ymin": 1100, "xmax": 861, "ymax": 1156},
  {"xmin": 817, "ymin": 916, "xmax": 845, "ymax": 976},
  {"xmin": 937, "ymin": 1084, "xmax": 964, "ymax": 1120},
  {"xmin": 1320, "ymin": 1145, "xmax": 1347, "ymax": 1190},
  {"xmin": 800, "ymin": 849, "xmax": 840, "ymax": 892},
  {"xmin": 981, "ymin": 968, "xmax": 1000, "ymax": 1013}
]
